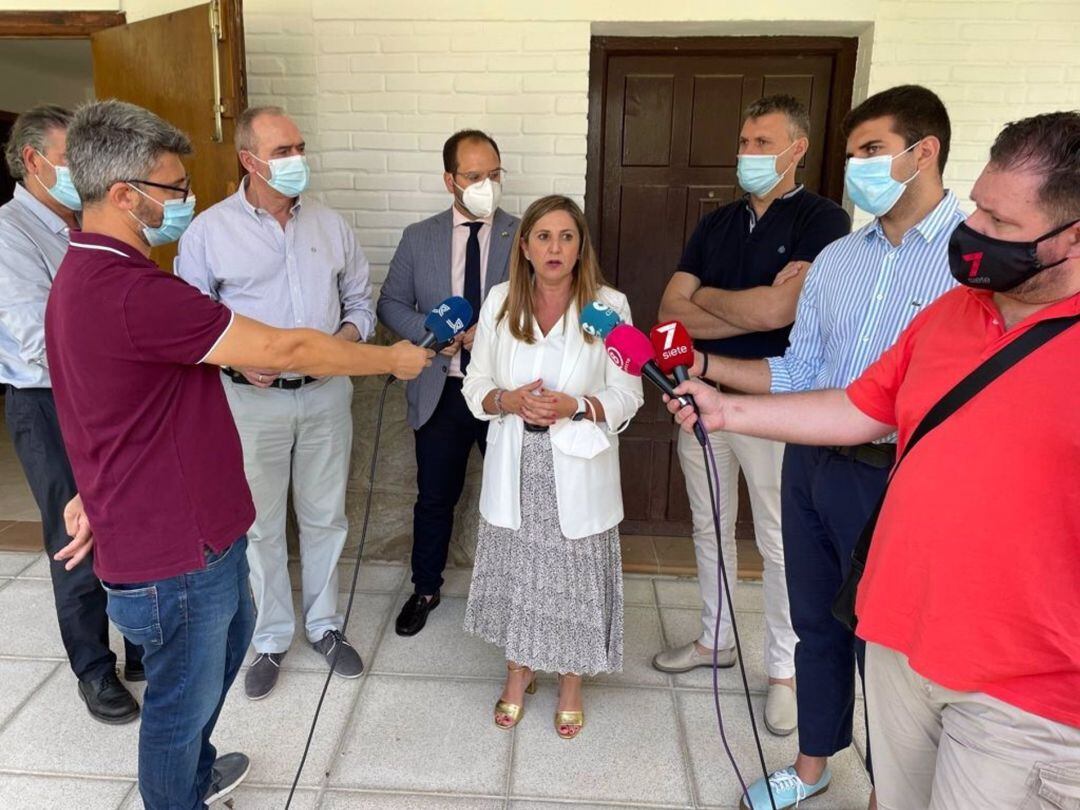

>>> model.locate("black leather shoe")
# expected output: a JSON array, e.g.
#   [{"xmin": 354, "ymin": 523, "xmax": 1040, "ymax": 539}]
[
  {"xmin": 78, "ymin": 670, "xmax": 140, "ymax": 725},
  {"xmin": 123, "ymin": 659, "xmax": 146, "ymax": 682},
  {"xmin": 395, "ymin": 592, "xmax": 440, "ymax": 637}
]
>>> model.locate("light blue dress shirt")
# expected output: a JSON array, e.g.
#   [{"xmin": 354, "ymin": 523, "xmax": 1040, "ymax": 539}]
[
  {"xmin": 768, "ymin": 191, "xmax": 965, "ymax": 394},
  {"xmin": 175, "ymin": 180, "xmax": 375, "ymax": 353},
  {"xmin": 0, "ymin": 184, "xmax": 72, "ymax": 388}
]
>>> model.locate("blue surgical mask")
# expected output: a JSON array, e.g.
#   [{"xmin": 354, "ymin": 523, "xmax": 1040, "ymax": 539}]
[
  {"xmin": 34, "ymin": 151, "xmax": 82, "ymax": 211},
  {"xmin": 128, "ymin": 183, "xmax": 196, "ymax": 247},
  {"xmin": 248, "ymin": 153, "xmax": 309, "ymax": 197},
  {"xmin": 844, "ymin": 139, "xmax": 923, "ymax": 217},
  {"xmin": 736, "ymin": 142, "xmax": 797, "ymax": 197}
]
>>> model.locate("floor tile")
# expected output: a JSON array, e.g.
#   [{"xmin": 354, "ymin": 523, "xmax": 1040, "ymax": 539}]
[
  {"xmin": 0, "ymin": 666, "xmax": 145, "ymax": 778},
  {"xmin": 0, "ymin": 774, "xmax": 132, "ymax": 809},
  {"xmin": 677, "ymin": 690, "xmax": 871, "ymax": 809},
  {"xmin": 0, "ymin": 579, "xmax": 66, "ymax": 658},
  {"xmin": 622, "ymin": 575, "xmax": 655, "ymax": 607},
  {"xmin": 369, "ymin": 595, "xmax": 507, "ymax": 678},
  {"xmin": 321, "ymin": 790, "xmax": 503, "ymax": 809},
  {"xmin": 121, "ymin": 785, "xmax": 319, "ymax": 809},
  {"xmin": 328, "ymin": 675, "xmax": 512, "ymax": 794},
  {"xmin": 431, "ymin": 565, "xmax": 476, "ymax": 598},
  {"xmin": 509, "ymin": 685, "xmax": 692, "ymax": 806},
  {"xmin": 0, "ymin": 659, "xmax": 61, "ymax": 728},
  {"xmin": 659, "ymin": 608, "xmax": 770, "ymax": 695},
  {"xmin": 0, "ymin": 520, "xmax": 42, "ymax": 551},
  {"xmin": 0, "ymin": 551, "xmax": 39, "ymax": 576},
  {"xmin": 654, "ymin": 578, "xmax": 765, "ymax": 614},
  {"xmin": 209, "ymin": 671, "xmax": 363, "ymax": 788},
  {"xmin": 592, "ymin": 605, "xmax": 668, "ymax": 688},
  {"xmin": 510, "ymin": 803, "xmax": 691, "ymax": 810},
  {"xmin": 15, "ymin": 551, "xmax": 50, "ymax": 579}
]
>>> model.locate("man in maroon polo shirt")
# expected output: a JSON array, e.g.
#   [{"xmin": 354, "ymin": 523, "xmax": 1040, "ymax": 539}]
[
  {"xmin": 665, "ymin": 111, "xmax": 1080, "ymax": 810},
  {"xmin": 46, "ymin": 100, "xmax": 430, "ymax": 810}
]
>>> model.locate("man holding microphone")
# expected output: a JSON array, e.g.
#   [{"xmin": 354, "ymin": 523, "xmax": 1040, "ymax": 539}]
[{"xmin": 46, "ymin": 100, "xmax": 430, "ymax": 810}]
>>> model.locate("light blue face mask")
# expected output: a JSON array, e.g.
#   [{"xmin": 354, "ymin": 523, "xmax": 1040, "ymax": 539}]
[
  {"xmin": 34, "ymin": 151, "xmax": 82, "ymax": 211},
  {"xmin": 844, "ymin": 139, "xmax": 923, "ymax": 217},
  {"xmin": 128, "ymin": 184, "xmax": 196, "ymax": 247},
  {"xmin": 736, "ymin": 141, "xmax": 797, "ymax": 197},
  {"xmin": 249, "ymin": 153, "xmax": 309, "ymax": 197}
]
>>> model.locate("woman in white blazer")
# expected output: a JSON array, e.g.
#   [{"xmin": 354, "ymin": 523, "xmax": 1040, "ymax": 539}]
[{"xmin": 462, "ymin": 195, "xmax": 644, "ymax": 740}]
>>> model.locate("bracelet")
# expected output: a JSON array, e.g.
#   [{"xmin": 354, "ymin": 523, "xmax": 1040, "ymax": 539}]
[
  {"xmin": 493, "ymin": 388, "xmax": 506, "ymax": 415},
  {"xmin": 700, "ymin": 352, "xmax": 709, "ymax": 379}
]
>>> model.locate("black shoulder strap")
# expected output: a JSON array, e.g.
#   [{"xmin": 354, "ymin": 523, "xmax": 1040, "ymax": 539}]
[{"xmin": 850, "ymin": 313, "xmax": 1080, "ymax": 570}]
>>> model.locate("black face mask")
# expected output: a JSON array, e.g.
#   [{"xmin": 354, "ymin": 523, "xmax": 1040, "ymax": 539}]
[{"xmin": 948, "ymin": 219, "xmax": 1078, "ymax": 292}]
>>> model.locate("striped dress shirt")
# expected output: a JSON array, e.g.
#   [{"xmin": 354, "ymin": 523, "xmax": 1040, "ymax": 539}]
[{"xmin": 768, "ymin": 191, "xmax": 964, "ymax": 395}]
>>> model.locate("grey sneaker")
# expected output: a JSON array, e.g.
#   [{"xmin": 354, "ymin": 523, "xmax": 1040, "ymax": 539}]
[
  {"xmin": 313, "ymin": 629, "xmax": 364, "ymax": 678},
  {"xmin": 652, "ymin": 641, "xmax": 737, "ymax": 673},
  {"xmin": 204, "ymin": 751, "xmax": 250, "ymax": 805},
  {"xmin": 244, "ymin": 652, "xmax": 284, "ymax": 700}
]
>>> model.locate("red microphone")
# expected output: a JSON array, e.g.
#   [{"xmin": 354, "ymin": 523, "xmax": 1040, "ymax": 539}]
[
  {"xmin": 650, "ymin": 320, "xmax": 696, "ymax": 386},
  {"xmin": 605, "ymin": 324, "xmax": 706, "ymax": 446}
]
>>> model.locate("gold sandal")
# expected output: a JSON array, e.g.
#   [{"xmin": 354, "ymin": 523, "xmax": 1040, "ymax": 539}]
[
  {"xmin": 555, "ymin": 674, "xmax": 585, "ymax": 740},
  {"xmin": 494, "ymin": 663, "xmax": 536, "ymax": 730}
]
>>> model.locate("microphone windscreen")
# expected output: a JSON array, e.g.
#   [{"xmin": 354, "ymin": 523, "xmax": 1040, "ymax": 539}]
[
  {"xmin": 603, "ymin": 324, "xmax": 655, "ymax": 377},
  {"xmin": 423, "ymin": 296, "xmax": 473, "ymax": 343},
  {"xmin": 649, "ymin": 321, "xmax": 695, "ymax": 375},
  {"xmin": 580, "ymin": 301, "xmax": 622, "ymax": 340}
]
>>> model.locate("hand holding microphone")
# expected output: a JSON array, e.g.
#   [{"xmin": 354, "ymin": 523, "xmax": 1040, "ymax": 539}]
[{"xmin": 391, "ymin": 296, "xmax": 474, "ymax": 380}]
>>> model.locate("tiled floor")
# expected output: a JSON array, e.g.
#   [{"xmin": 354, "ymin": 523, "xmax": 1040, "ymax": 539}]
[{"xmin": 0, "ymin": 552, "xmax": 871, "ymax": 810}]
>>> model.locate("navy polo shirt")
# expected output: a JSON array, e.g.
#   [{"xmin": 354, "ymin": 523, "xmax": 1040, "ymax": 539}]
[{"xmin": 677, "ymin": 187, "xmax": 851, "ymax": 358}]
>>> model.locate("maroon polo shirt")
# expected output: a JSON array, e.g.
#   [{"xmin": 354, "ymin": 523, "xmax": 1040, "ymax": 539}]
[{"xmin": 45, "ymin": 231, "xmax": 254, "ymax": 584}]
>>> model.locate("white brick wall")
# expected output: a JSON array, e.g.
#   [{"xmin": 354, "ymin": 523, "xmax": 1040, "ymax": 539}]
[{"xmin": 241, "ymin": 0, "xmax": 1080, "ymax": 281}]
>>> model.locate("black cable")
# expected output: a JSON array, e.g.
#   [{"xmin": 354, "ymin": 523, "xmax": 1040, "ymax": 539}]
[
  {"xmin": 285, "ymin": 375, "xmax": 395, "ymax": 808},
  {"xmin": 701, "ymin": 433, "xmax": 777, "ymax": 810}
]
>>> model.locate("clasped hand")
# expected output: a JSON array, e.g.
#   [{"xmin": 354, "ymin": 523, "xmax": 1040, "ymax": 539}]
[{"xmin": 501, "ymin": 379, "xmax": 578, "ymax": 427}]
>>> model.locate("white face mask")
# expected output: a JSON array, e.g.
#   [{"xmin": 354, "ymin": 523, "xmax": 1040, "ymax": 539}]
[
  {"xmin": 455, "ymin": 177, "xmax": 502, "ymax": 219},
  {"xmin": 549, "ymin": 418, "xmax": 611, "ymax": 460}
]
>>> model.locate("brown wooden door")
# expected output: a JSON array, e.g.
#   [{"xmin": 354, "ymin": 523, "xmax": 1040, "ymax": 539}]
[
  {"xmin": 90, "ymin": 0, "xmax": 247, "ymax": 271},
  {"xmin": 587, "ymin": 36, "xmax": 856, "ymax": 537}
]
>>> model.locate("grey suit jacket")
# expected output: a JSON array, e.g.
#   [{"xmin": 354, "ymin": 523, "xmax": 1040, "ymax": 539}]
[{"xmin": 377, "ymin": 206, "xmax": 519, "ymax": 430}]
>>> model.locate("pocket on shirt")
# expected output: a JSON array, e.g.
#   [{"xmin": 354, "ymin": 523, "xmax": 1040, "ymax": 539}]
[
  {"xmin": 1021, "ymin": 762, "xmax": 1080, "ymax": 810},
  {"xmin": 102, "ymin": 584, "xmax": 163, "ymax": 648}
]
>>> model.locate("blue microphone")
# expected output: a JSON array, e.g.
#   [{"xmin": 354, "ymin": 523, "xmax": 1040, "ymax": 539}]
[
  {"xmin": 420, "ymin": 296, "xmax": 473, "ymax": 350},
  {"xmin": 580, "ymin": 301, "xmax": 622, "ymax": 340}
]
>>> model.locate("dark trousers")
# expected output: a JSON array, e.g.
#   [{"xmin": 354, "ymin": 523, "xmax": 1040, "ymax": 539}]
[
  {"xmin": 411, "ymin": 377, "xmax": 487, "ymax": 595},
  {"xmin": 4, "ymin": 386, "xmax": 141, "ymax": 680},
  {"xmin": 781, "ymin": 444, "xmax": 887, "ymax": 765}
]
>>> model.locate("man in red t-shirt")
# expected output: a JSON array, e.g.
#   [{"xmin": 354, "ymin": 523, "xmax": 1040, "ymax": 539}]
[
  {"xmin": 666, "ymin": 112, "xmax": 1080, "ymax": 809},
  {"xmin": 46, "ymin": 100, "xmax": 431, "ymax": 810}
]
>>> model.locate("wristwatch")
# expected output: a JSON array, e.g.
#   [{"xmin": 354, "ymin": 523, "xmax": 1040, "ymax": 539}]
[{"xmin": 571, "ymin": 397, "xmax": 588, "ymax": 422}]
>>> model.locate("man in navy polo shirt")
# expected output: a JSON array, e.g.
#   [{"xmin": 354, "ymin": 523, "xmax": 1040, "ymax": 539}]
[
  {"xmin": 656, "ymin": 95, "xmax": 850, "ymax": 737},
  {"xmin": 46, "ymin": 100, "xmax": 430, "ymax": 810}
]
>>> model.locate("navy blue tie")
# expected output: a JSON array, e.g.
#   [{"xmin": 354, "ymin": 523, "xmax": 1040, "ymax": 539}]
[{"xmin": 461, "ymin": 221, "xmax": 483, "ymax": 373}]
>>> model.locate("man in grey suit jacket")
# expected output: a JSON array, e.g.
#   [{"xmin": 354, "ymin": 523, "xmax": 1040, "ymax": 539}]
[{"xmin": 377, "ymin": 130, "xmax": 519, "ymax": 637}]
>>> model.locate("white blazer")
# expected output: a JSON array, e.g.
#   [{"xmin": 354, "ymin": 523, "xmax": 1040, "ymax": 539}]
[{"xmin": 462, "ymin": 282, "xmax": 645, "ymax": 539}]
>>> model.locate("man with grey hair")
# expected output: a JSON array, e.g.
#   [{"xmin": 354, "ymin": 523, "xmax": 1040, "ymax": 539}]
[
  {"xmin": 177, "ymin": 105, "xmax": 375, "ymax": 701},
  {"xmin": 46, "ymin": 99, "xmax": 429, "ymax": 810},
  {"xmin": 0, "ymin": 103, "xmax": 143, "ymax": 725},
  {"xmin": 655, "ymin": 94, "xmax": 850, "ymax": 737}
]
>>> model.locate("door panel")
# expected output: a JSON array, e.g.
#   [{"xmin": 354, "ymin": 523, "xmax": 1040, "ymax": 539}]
[
  {"xmin": 587, "ymin": 36, "xmax": 857, "ymax": 537},
  {"xmin": 91, "ymin": 0, "xmax": 247, "ymax": 271}
]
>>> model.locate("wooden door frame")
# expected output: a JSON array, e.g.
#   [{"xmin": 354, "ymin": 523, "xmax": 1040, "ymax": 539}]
[
  {"xmin": 0, "ymin": 11, "xmax": 126, "ymax": 37},
  {"xmin": 585, "ymin": 35, "xmax": 858, "ymax": 243}
]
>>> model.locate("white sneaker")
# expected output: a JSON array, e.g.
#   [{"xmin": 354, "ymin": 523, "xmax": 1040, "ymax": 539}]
[
  {"xmin": 652, "ymin": 641, "xmax": 736, "ymax": 673},
  {"xmin": 764, "ymin": 682, "xmax": 797, "ymax": 736}
]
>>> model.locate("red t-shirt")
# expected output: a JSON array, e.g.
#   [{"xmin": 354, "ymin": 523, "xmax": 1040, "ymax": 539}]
[
  {"xmin": 847, "ymin": 286, "xmax": 1080, "ymax": 728},
  {"xmin": 45, "ymin": 232, "xmax": 255, "ymax": 584}
]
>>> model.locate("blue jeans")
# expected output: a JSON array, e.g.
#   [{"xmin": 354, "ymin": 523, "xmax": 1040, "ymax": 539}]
[{"xmin": 104, "ymin": 537, "xmax": 255, "ymax": 810}]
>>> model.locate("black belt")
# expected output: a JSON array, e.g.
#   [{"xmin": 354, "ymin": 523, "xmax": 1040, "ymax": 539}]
[
  {"xmin": 222, "ymin": 368, "xmax": 317, "ymax": 390},
  {"xmin": 828, "ymin": 442, "xmax": 897, "ymax": 469}
]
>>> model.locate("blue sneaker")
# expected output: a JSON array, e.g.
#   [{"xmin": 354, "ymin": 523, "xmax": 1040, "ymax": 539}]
[{"xmin": 740, "ymin": 765, "xmax": 831, "ymax": 809}]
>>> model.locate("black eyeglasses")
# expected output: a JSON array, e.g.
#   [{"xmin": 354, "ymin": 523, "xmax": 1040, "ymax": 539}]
[{"xmin": 125, "ymin": 178, "xmax": 192, "ymax": 202}]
